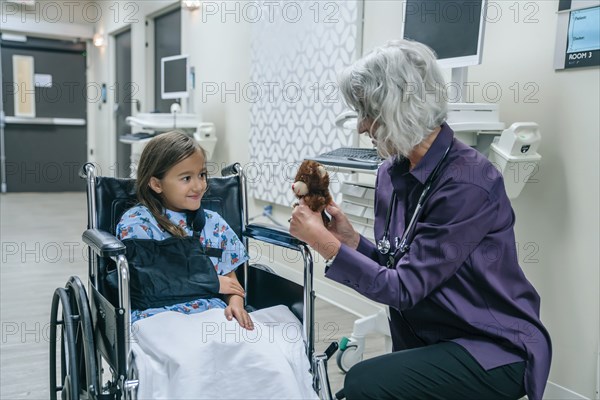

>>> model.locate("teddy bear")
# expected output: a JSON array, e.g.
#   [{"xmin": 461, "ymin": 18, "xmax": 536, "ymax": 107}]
[{"xmin": 291, "ymin": 160, "xmax": 332, "ymax": 225}]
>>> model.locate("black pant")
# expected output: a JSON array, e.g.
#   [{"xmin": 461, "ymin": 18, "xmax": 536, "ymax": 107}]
[{"xmin": 343, "ymin": 341, "xmax": 525, "ymax": 400}]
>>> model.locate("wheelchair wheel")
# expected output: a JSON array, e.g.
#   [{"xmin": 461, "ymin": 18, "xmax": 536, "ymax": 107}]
[
  {"xmin": 50, "ymin": 277, "xmax": 98, "ymax": 400},
  {"xmin": 336, "ymin": 337, "xmax": 363, "ymax": 373}
]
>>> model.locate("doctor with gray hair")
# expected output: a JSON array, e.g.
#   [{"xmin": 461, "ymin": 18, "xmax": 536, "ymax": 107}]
[{"xmin": 290, "ymin": 40, "xmax": 551, "ymax": 400}]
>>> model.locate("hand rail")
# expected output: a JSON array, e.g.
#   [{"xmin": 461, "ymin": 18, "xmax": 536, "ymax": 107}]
[{"xmin": 4, "ymin": 116, "xmax": 86, "ymax": 126}]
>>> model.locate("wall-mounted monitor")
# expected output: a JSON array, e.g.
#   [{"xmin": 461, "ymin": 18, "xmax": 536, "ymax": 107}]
[
  {"xmin": 401, "ymin": 0, "xmax": 487, "ymax": 69},
  {"xmin": 161, "ymin": 54, "xmax": 189, "ymax": 99}
]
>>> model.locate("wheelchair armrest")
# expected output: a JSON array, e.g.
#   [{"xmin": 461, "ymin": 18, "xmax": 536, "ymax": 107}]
[
  {"xmin": 244, "ymin": 223, "xmax": 305, "ymax": 250},
  {"xmin": 82, "ymin": 229, "xmax": 126, "ymax": 257}
]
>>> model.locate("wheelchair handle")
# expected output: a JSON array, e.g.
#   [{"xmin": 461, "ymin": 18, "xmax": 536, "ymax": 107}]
[
  {"xmin": 221, "ymin": 163, "xmax": 241, "ymax": 176},
  {"xmin": 79, "ymin": 162, "xmax": 97, "ymax": 180}
]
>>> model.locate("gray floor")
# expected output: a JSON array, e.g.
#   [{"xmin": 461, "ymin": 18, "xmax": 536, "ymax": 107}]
[{"xmin": 0, "ymin": 192, "xmax": 386, "ymax": 399}]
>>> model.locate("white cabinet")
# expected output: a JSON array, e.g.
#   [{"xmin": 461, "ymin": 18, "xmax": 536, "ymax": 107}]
[{"xmin": 340, "ymin": 181, "xmax": 376, "ymax": 242}]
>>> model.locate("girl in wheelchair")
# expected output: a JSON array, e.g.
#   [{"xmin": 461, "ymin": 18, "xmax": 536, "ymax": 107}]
[
  {"xmin": 116, "ymin": 130, "xmax": 253, "ymax": 330},
  {"xmin": 114, "ymin": 131, "xmax": 317, "ymax": 399}
]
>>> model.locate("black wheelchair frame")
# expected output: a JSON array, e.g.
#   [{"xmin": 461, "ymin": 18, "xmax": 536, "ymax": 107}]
[{"xmin": 49, "ymin": 162, "xmax": 338, "ymax": 400}]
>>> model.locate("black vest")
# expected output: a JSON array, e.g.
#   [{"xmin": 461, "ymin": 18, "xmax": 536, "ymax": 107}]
[
  {"xmin": 118, "ymin": 207, "xmax": 223, "ymax": 310},
  {"xmin": 123, "ymin": 236, "xmax": 223, "ymax": 310}
]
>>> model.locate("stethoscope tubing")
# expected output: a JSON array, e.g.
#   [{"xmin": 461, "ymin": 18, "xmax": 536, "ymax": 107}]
[{"xmin": 377, "ymin": 141, "xmax": 453, "ymax": 264}]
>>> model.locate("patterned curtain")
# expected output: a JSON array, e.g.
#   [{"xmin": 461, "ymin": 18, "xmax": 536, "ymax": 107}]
[{"xmin": 249, "ymin": 0, "xmax": 362, "ymax": 205}]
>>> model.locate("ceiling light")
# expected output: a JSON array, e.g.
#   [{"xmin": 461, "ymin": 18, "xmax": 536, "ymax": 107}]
[
  {"xmin": 182, "ymin": 1, "xmax": 201, "ymax": 10},
  {"xmin": 93, "ymin": 33, "xmax": 105, "ymax": 48}
]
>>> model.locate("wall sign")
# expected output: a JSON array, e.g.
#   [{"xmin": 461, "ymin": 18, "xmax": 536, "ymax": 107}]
[
  {"xmin": 554, "ymin": 0, "xmax": 600, "ymax": 69},
  {"xmin": 12, "ymin": 55, "xmax": 36, "ymax": 117}
]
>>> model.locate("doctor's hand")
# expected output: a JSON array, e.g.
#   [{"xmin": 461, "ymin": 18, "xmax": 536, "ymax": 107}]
[
  {"xmin": 218, "ymin": 274, "xmax": 245, "ymax": 298},
  {"xmin": 289, "ymin": 201, "xmax": 327, "ymax": 244},
  {"xmin": 325, "ymin": 201, "xmax": 360, "ymax": 250},
  {"xmin": 289, "ymin": 200, "xmax": 341, "ymax": 261},
  {"xmin": 225, "ymin": 295, "xmax": 254, "ymax": 330}
]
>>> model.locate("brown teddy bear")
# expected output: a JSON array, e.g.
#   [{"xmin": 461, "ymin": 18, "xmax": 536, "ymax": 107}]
[{"xmin": 292, "ymin": 160, "xmax": 332, "ymax": 225}]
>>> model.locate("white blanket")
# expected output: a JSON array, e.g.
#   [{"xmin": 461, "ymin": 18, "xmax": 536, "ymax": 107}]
[{"xmin": 131, "ymin": 305, "xmax": 319, "ymax": 399}]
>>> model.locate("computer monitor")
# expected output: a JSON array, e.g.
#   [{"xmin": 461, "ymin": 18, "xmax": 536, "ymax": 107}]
[
  {"xmin": 161, "ymin": 54, "xmax": 189, "ymax": 100},
  {"xmin": 401, "ymin": 0, "xmax": 486, "ymax": 69}
]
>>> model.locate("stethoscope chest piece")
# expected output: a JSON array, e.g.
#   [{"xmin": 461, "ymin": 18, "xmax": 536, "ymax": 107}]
[
  {"xmin": 376, "ymin": 140, "xmax": 453, "ymax": 259},
  {"xmin": 377, "ymin": 238, "xmax": 391, "ymax": 255}
]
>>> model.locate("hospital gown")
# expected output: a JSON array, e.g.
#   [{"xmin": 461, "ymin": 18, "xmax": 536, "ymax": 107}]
[{"xmin": 115, "ymin": 205, "xmax": 249, "ymax": 323}]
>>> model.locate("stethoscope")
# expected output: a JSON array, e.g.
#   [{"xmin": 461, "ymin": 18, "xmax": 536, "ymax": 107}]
[{"xmin": 377, "ymin": 141, "xmax": 453, "ymax": 267}]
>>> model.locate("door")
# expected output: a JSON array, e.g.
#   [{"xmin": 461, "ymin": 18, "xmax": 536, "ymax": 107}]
[
  {"xmin": 0, "ymin": 37, "xmax": 87, "ymax": 192},
  {"xmin": 114, "ymin": 29, "xmax": 132, "ymax": 178},
  {"xmin": 154, "ymin": 8, "xmax": 181, "ymax": 113}
]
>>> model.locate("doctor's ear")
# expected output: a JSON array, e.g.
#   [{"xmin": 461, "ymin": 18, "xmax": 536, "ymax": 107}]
[{"xmin": 149, "ymin": 177, "xmax": 163, "ymax": 194}]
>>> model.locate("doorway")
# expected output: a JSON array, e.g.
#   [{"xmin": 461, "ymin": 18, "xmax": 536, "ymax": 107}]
[
  {"xmin": 0, "ymin": 37, "xmax": 87, "ymax": 192},
  {"xmin": 154, "ymin": 8, "xmax": 182, "ymax": 113}
]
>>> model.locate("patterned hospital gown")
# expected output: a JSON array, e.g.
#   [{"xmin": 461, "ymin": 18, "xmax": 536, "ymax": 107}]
[{"xmin": 116, "ymin": 205, "xmax": 249, "ymax": 323}]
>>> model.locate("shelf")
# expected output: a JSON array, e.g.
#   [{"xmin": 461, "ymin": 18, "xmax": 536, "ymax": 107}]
[{"xmin": 341, "ymin": 181, "xmax": 376, "ymax": 240}]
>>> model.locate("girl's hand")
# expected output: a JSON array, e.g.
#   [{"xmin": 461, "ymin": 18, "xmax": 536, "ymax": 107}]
[
  {"xmin": 218, "ymin": 274, "xmax": 245, "ymax": 297},
  {"xmin": 325, "ymin": 201, "xmax": 360, "ymax": 249},
  {"xmin": 225, "ymin": 295, "xmax": 254, "ymax": 330}
]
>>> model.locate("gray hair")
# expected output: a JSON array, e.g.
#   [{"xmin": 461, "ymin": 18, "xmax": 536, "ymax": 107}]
[{"xmin": 338, "ymin": 40, "xmax": 448, "ymax": 158}]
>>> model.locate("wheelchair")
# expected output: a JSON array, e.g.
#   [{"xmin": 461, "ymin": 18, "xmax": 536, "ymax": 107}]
[{"xmin": 49, "ymin": 162, "xmax": 339, "ymax": 400}]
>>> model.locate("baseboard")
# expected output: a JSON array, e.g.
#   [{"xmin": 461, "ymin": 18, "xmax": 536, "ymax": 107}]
[{"xmin": 543, "ymin": 381, "xmax": 590, "ymax": 400}]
